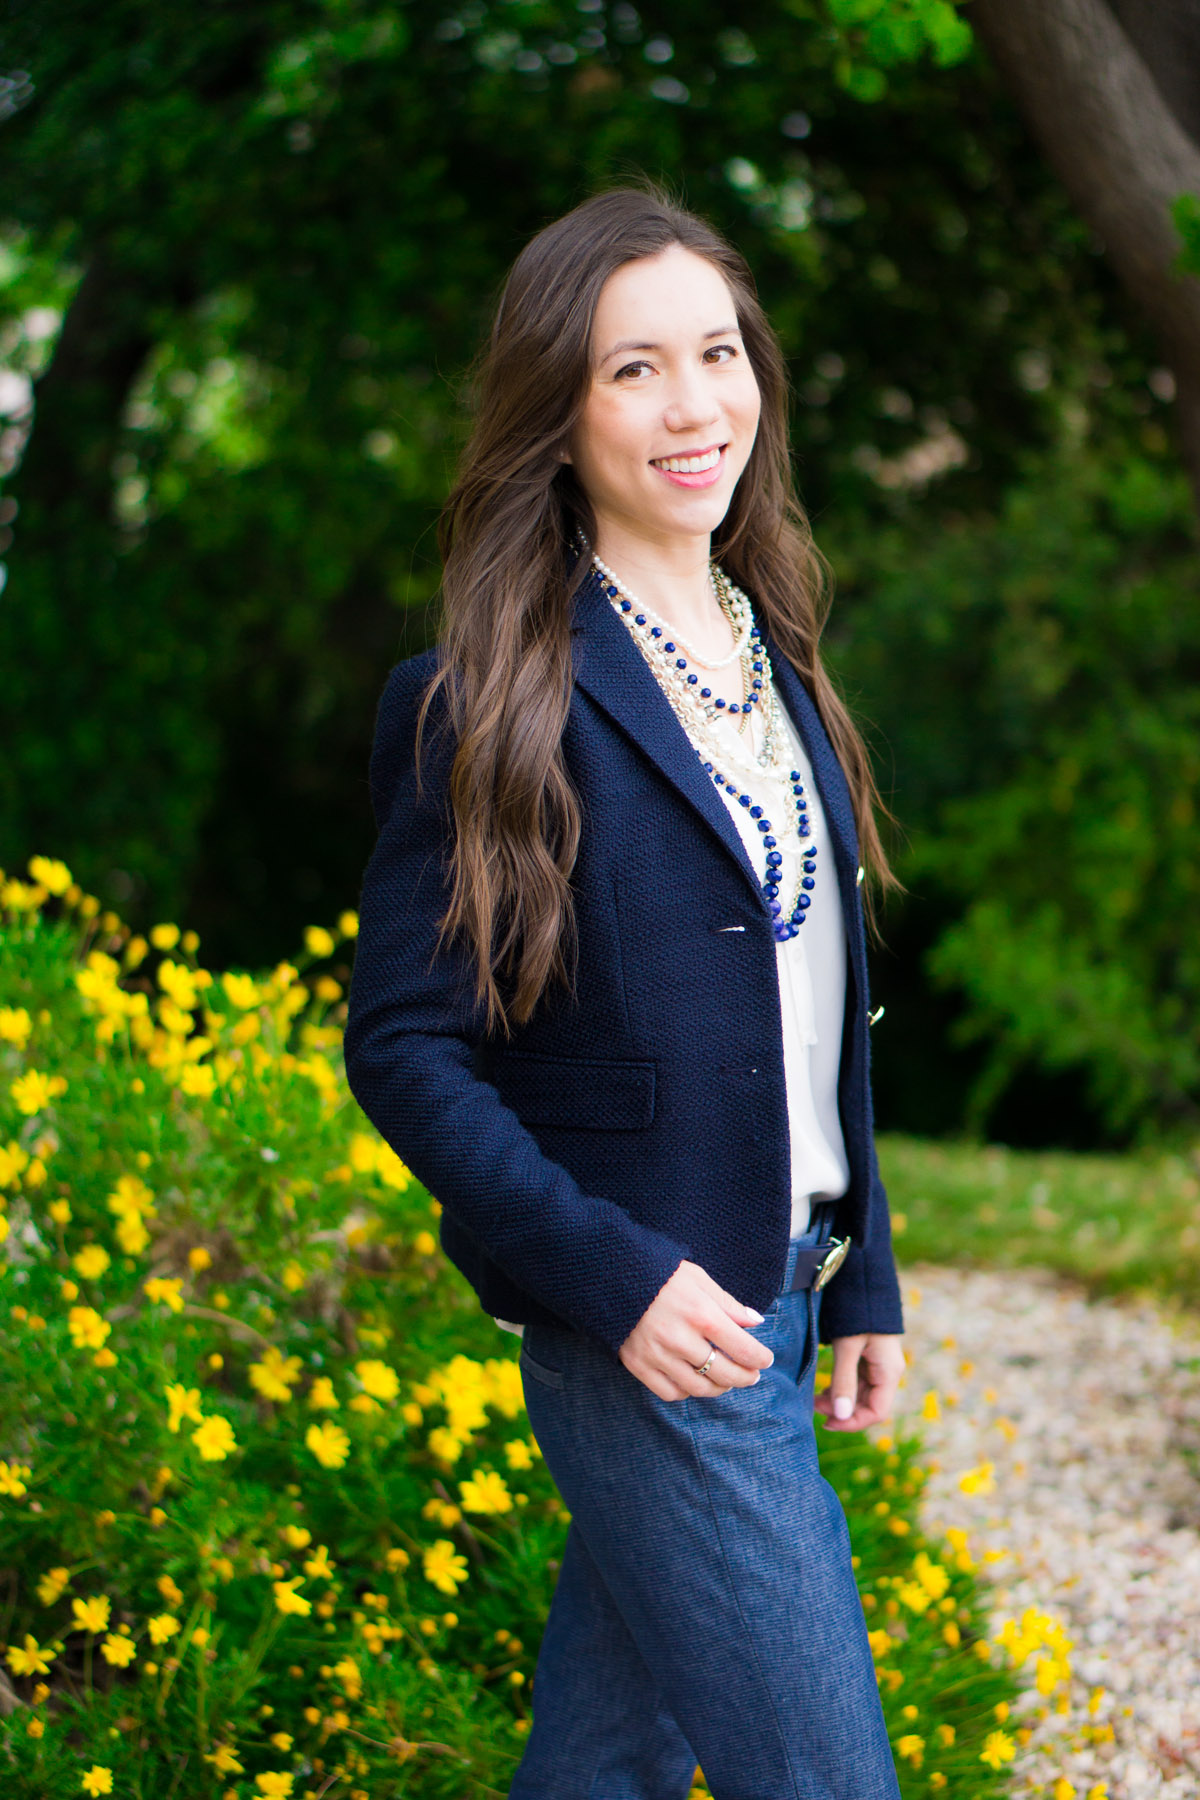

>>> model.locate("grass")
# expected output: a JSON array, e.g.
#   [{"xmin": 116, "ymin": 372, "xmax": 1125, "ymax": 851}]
[{"xmin": 879, "ymin": 1131, "xmax": 1200, "ymax": 1316}]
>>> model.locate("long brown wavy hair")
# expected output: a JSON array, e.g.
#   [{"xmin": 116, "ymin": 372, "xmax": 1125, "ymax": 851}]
[{"xmin": 417, "ymin": 184, "xmax": 900, "ymax": 1038}]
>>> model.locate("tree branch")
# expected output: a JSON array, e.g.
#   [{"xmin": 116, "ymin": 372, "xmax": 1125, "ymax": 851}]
[{"xmin": 971, "ymin": 0, "xmax": 1200, "ymax": 501}]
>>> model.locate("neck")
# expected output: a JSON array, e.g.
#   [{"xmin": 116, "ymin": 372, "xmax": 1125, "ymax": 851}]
[{"xmin": 587, "ymin": 519, "xmax": 734, "ymax": 662}]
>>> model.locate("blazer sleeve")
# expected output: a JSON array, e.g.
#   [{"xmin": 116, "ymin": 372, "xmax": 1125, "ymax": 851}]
[{"xmin": 342, "ymin": 659, "xmax": 691, "ymax": 1358}]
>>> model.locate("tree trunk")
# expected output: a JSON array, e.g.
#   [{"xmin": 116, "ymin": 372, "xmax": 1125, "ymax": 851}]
[{"xmin": 970, "ymin": 0, "xmax": 1200, "ymax": 508}]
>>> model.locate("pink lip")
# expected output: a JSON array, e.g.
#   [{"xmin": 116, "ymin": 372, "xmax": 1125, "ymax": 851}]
[{"xmin": 650, "ymin": 445, "xmax": 727, "ymax": 489}]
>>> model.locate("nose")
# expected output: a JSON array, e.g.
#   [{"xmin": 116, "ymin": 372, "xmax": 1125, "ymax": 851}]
[{"xmin": 661, "ymin": 364, "xmax": 722, "ymax": 436}]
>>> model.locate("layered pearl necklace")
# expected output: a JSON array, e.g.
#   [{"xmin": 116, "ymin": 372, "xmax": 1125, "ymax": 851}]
[{"xmin": 586, "ymin": 545, "xmax": 818, "ymax": 941}]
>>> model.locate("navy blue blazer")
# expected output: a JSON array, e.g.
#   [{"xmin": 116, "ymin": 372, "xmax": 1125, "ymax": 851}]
[{"xmin": 343, "ymin": 565, "xmax": 905, "ymax": 1358}]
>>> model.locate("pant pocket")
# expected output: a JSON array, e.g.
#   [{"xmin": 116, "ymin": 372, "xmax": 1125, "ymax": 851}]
[{"xmin": 519, "ymin": 1328, "xmax": 566, "ymax": 1390}]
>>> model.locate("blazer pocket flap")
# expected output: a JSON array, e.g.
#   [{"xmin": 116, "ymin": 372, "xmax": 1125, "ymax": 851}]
[{"xmin": 492, "ymin": 1053, "xmax": 656, "ymax": 1131}]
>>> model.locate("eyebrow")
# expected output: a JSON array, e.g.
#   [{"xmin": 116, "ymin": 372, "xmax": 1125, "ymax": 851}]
[{"xmin": 598, "ymin": 324, "xmax": 742, "ymax": 365}]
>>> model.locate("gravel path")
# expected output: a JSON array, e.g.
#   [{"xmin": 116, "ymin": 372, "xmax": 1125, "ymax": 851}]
[{"xmin": 889, "ymin": 1263, "xmax": 1200, "ymax": 1799}]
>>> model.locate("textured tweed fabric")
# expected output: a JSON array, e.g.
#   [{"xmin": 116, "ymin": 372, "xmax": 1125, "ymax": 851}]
[{"xmin": 343, "ymin": 565, "xmax": 904, "ymax": 1359}]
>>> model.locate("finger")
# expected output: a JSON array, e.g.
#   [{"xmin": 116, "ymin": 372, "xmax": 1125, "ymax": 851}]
[
  {"xmin": 690, "ymin": 1267, "xmax": 767, "ymax": 1329},
  {"xmin": 824, "ymin": 1335, "xmax": 866, "ymax": 1422}
]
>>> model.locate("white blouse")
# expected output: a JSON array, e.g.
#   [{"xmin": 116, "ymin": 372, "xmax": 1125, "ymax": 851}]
[{"xmin": 492, "ymin": 666, "xmax": 850, "ymax": 1340}]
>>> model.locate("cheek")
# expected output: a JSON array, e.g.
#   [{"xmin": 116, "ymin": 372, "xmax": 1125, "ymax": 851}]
[{"xmin": 574, "ymin": 396, "xmax": 650, "ymax": 485}]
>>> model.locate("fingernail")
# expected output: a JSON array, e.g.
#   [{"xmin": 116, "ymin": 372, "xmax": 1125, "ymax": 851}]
[
  {"xmin": 746, "ymin": 1308, "xmax": 765, "ymax": 1324},
  {"xmin": 833, "ymin": 1395, "xmax": 853, "ymax": 1420}
]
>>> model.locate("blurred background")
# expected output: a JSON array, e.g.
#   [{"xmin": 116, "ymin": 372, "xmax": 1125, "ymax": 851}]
[{"xmin": 1, "ymin": 0, "xmax": 1198, "ymax": 1158}]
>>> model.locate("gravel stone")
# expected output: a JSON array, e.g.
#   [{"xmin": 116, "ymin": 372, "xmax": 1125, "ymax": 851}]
[{"xmin": 890, "ymin": 1263, "xmax": 1200, "ymax": 1798}]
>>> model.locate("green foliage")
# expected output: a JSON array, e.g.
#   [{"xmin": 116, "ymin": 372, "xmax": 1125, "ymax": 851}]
[
  {"xmin": 0, "ymin": 862, "xmax": 1033, "ymax": 1797},
  {"xmin": 830, "ymin": 436, "xmax": 1200, "ymax": 1142},
  {"xmin": 1172, "ymin": 191, "xmax": 1200, "ymax": 275}
]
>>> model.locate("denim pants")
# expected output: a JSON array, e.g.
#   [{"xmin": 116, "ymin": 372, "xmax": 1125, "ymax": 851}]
[{"xmin": 508, "ymin": 1201, "xmax": 901, "ymax": 1800}]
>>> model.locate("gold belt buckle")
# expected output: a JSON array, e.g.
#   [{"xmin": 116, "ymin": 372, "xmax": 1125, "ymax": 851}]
[{"xmin": 813, "ymin": 1234, "xmax": 851, "ymax": 1291}]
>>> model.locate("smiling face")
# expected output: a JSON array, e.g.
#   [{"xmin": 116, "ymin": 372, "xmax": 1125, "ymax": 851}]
[{"xmin": 567, "ymin": 243, "xmax": 762, "ymax": 557}]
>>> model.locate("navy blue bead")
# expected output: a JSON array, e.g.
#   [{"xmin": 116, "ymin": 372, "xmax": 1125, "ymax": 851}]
[
  {"xmin": 756, "ymin": 820, "xmax": 769, "ymax": 834},
  {"xmin": 766, "ymin": 851, "xmax": 783, "ymax": 867},
  {"xmin": 763, "ymin": 837, "xmax": 776, "ymax": 848},
  {"xmin": 768, "ymin": 900, "xmax": 782, "ymax": 917},
  {"xmin": 802, "ymin": 876, "xmax": 815, "ymax": 890},
  {"xmin": 749, "ymin": 805, "xmax": 763, "ymax": 819},
  {"xmin": 738, "ymin": 794, "xmax": 751, "ymax": 808},
  {"xmin": 790, "ymin": 771, "xmax": 801, "ymax": 781},
  {"xmin": 676, "ymin": 658, "xmax": 687, "ymax": 669},
  {"xmin": 798, "ymin": 825, "xmax": 811, "ymax": 838},
  {"xmin": 606, "ymin": 586, "xmax": 619, "ymax": 599},
  {"xmin": 715, "ymin": 699, "xmax": 726, "ymax": 709},
  {"xmin": 650, "ymin": 627, "xmax": 662, "ymax": 638},
  {"xmin": 664, "ymin": 643, "xmax": 675, "ymax": 653},
  {"xmin": 700, "ymin": 688, "xmax": 711, "ymax": 699},
  {"xmin": 634, "ymin": 614, "xmax": 646, "ymax": 625},
  {"xmin": 798, "ymin": 894, "xmax": 811, "ymax": 910},
  {"xmin": 687, "ymin": 673, "xmax": 698, "ymax": 685},
  {"xmin": 620, "ymin": 599, "xmax": 631, "ymax": 611},
  {"xmin": 802, "ymin": 861, "xmax": 816, "ymax": 874}
]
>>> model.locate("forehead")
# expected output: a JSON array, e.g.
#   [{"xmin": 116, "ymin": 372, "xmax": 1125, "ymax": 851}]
[{"xmin": 591, "ymin": 245, "xmax": 738, "ymax": 350}]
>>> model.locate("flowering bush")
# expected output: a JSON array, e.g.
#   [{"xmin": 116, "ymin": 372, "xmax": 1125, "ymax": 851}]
[{"xmin": 0, "ymin": 857, "xmax": 1043, "ymax": 1798}]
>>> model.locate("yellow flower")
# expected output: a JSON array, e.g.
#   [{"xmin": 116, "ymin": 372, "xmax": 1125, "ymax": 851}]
[
  {"xmin": 72, "ymin": 1595, "xmax": 112, "ymax": 1634},
  {"xmin": 204, "ymin": 1745, "xmax": 244, "ymax": 1775},
  {"xmin": 270, "ymin": 1731, "xmax": 294, "ymax": 1751},
  {"xmin": 423, "ymin": 1539, "xmax": 469, "ymax": 1594},
  {"xmin": 37, "ymin": 1567, "xmax": 70, "ymax": 1605},
  {"xmin": 144, "ymin": 1276, "xmax": 185, "ymax": 1312},
  {"xmin": 979, "ymin": 1730, "xmax": 1016, "ymax": 1770},
  {"xmin": 282, "ymin": 1524, "xmax": 311, "ymax": 1550},
  {"xmin": 5, "ymin": 1633, "xmax": 55, "ymax": 1676},
  {"xmin": 48, "ymin": 1199, "xmax": 71, "ymax": 1226},
  {"xmin": 303, "ymin": 1545, "xmax": 335, "ymax": 1579},
  {"xmin": 150, "ymin": 923, "xmax": 180, "ymax": 950},
  {"xmin": 504, "ymin": 1438, "xmax": 534, "ymax": 1471},
  {"xmin": 896, "ymin": 1735, "xmax": 924, "ymax": 1766},
  {"xmin": 165, "ymin": 1384, "xmax": 204, "ymax": 1433},
  {"xmin": 273, "ymin": 1578, "xmax": 312, "ymax": 1617},
  {"xmin": 355, "ymin": 1359, "xmax": 400, "ymax": 1403},
  {"xmin": 158, "ymin": 1574, "xmax": 184, "ymax": 1608},
  {"xmin": 281, "ymin": 1260, "xmax": 306, "ymax": 1292},
  {"xmin": 921, "ymin": 1391, "xmax": 941, "ymax": 1420},
  {"xmin": 190, "ymin": 1626, "xmax": 209, "ymax": 1647},
  {"xmin": 191, "ymin": 1415, "xmax": 238, "ymax": 1461},
  {"xmin": 959, "ymin": 1461, "xmax": 996, "ymax": 1496},
  {"xmin": 72, "ymin": 1244, "xmax": 111, "ymax": 1280},
  {"xmin": 28, "ymin": 856, "xmax": 72, "ymax": 895},
  {"xmin": 1052, "ymin": 1781, "xmax": 1077, "ymax": 1800},
  {"xmin": 81, "ymin": 1766, "xmax": 114, "ymax": 1796},
  {"xmin": 148, "ymin": 1614, "xmax": 181, "ymax": 1645},
  {"xmin": 304, "ymin": 925, "xmax": 335, "ymax": 959},
  {"xmin": 249, "ymin": 1346, "xmax": 303, "ymax": 1403},
  {"xmin": 308, "ymin": 1376, "xmax": 339, "ymax": 1411},
  {"xmin": 414, "ymin": 1229, "xmax": 437, "ymax": 1255},
  {"xmin": 427, "ymin": 1427, "xmax": 465, "ymax": 1463},
  {"xmin": 338, "ymin": 911, "xmax": 359, "ymax": 938},
  {"xmin": 254, "ymin": 1776, "xmax": 294, "ymax": 1798},
  {"xmin": 66, "ymin": 1305, "xmax": 109, "ymax": 1356},
  {"xmin": 100, "ymin": 1632, "xmax": 137, "ymax": 1668},
  {"xmin": 934, "ymin": 1723, "xmax": 955, "ymax": 1747},
  {"xmin": 0, "ymin": 1006, "xmax": 32, "ymax": 1048},
  {"xmin": 0, "ymin": 1459, "xmax": 31, "ymax": 1497},
  {"xmin": 179, "ymin": 1062, "xmax": 217, "ymax": 1099},
  {"xmin": 188, "ymin": 1245, "xmax": 212, "ymax": 1271},
  {"xmin": 459, "ymin": 1470, "xmax": 513, "ymax": 1515},
  {"xmin": 306, "ymin": 1420, "xmax": 351, "ymax": 1469},
  {"xmin": 221, "ymin": 970, "xmax": 261, "ymax": 1010},
  {"xmin": 11, "ymin": 1070, "xmax": 58, "ymax": 1115}
]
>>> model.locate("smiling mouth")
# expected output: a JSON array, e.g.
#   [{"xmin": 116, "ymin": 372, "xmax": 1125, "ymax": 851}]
[{"xmin": 650, "ymin": 444, "xmax": 725, "ymax": 474}]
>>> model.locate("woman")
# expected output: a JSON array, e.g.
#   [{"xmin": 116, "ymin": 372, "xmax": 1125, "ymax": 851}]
[{"xmin": 344, "ymin": 186, "xmax": 907, "ymax": 1800}]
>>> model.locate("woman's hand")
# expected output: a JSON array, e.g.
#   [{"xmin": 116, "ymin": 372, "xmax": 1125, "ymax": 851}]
[
  {"xmin": 814, "ymin": 1332, "xmax": 905, "ymax": 1432},
  {"xmin": 619, "ymin": 1259, "xmax": 774, "ymax": 1400}
]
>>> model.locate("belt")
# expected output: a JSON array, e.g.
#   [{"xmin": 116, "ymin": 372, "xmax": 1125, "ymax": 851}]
[{"xmin": 788, "ymin": 1234, "xmax": 852, "ymax": 1293}]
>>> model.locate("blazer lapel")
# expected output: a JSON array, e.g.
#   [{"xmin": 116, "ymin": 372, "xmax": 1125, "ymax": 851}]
[
  {"xmin": 570, "ymin": 566, "xmax": 766, "ymax": 907},
  {"xmin": 570, "ymin": 564, "xmax": 863, "ymax": 952}
]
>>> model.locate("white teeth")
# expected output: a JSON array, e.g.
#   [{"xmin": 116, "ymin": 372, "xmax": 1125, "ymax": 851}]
[{"xmin": 654, "ymin": 448, "xmax": 722, "ymax": 473}]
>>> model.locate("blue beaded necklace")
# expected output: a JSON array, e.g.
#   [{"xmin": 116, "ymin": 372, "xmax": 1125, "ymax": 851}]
[{"xmin": 590, "ymin": 551, "xmax": 819, "ymax": 942}]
